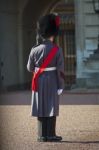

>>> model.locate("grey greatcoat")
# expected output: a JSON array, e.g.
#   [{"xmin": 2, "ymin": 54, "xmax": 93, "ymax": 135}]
[{"xmin": 27, "ymin": 40, "xmax": 64, "ymax": 117}]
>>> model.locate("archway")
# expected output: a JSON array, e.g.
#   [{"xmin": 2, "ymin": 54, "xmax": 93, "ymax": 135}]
[
  {"xmin": 22, "ymin": 0, "xmax": 57, "ymax": 86},
  {"xmin": 22, "ymin": 0, "xmax": 76, "ymax": 89}
]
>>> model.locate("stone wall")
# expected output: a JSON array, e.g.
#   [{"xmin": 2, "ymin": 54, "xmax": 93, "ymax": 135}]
[{"xmin": 0, "ymin": 0, "xmax": 18, "ymax": 90}]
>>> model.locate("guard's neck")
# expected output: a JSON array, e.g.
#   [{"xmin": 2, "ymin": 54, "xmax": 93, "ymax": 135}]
[{"xmin": 48, "ymin": 36, "xmax": 54, "ymax": 42}]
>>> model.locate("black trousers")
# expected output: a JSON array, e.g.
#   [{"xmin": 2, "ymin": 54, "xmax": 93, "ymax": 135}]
[{"xmin": 37, "ymin": 116, "xmax": 56, "ymax": 137}]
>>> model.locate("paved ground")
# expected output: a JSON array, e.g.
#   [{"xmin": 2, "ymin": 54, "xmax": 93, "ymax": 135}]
[{"xmin": 0, "ymin": 103, "xmax": 99, "ymax": 150}]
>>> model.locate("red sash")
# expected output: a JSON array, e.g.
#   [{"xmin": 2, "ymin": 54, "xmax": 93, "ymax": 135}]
[{"xmin": 32, "ymin": 45, "xmax": 59, "ymax": 91}]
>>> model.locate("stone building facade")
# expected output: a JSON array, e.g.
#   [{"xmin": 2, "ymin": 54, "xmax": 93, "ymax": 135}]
[{"xmin": 0, "ymin": 0, "xmax": 99, "ymax": 91}]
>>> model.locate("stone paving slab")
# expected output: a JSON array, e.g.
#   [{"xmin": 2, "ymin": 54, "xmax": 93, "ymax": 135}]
[{"xmin": 0, "ymin": 105, "xmax": 99, "ymax": 150}]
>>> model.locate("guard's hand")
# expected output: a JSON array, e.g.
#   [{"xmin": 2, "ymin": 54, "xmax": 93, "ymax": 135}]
[{"xmin": 57, "ymin": 89, "xmax": 63, "ymax": 95}]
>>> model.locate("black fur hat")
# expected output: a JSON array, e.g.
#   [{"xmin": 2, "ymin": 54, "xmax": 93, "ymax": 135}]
[{"xmin": 37, "ymin": 13, "xmax": 60, "ymax": 38}]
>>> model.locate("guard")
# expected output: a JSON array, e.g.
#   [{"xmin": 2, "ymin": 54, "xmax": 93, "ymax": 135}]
[{"xmin": 27, "ymin": 13, "xmax": 65, "ymax": 142}]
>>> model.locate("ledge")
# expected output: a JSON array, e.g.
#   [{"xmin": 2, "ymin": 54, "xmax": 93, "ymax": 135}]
[{"xmin": 0, "ymin": 89, "xmax": 99, "ymax": 105}]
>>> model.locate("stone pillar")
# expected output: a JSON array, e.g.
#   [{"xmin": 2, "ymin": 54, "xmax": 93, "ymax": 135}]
[
  {"xmin": 75, "ymin": 0, "xmax": 86, "ymax": 87},
  {"xmin": 17, "ymin": 0, "xmax": 28, "ymax": 86},
  {"xmin": 17, "ymin": 14, "xmax": 25, "ymax": 84}
]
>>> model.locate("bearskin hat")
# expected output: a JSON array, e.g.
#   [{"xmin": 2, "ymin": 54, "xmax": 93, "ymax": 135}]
[{"xmin": 37, "ymin": 13, "xmax": 60, "ymax": 38}]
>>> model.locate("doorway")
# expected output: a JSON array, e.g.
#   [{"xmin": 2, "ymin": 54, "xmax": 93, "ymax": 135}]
[{"xmin": 51, "ymin": 0, "xmax": 76, "ymax": 89}]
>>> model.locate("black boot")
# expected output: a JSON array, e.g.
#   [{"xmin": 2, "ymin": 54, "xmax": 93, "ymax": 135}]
[
  {"xmin": 47, "ymin": 136, "xmax": 62, "ymax": 142},
  {"xmin": 46, "ymin": 116, "xmax": 62, "ymax": 142},
  {"xmin": 37, "ymin": 117, "xmax": 47, "ymax": 142},
  {"xmin": 37, "ymin": 136, "xmax": 47, "ymax": 142}
]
